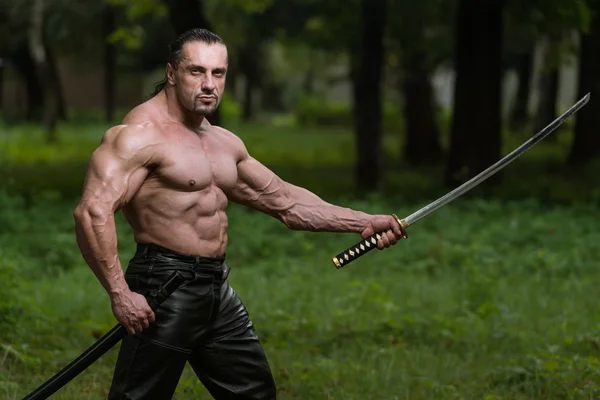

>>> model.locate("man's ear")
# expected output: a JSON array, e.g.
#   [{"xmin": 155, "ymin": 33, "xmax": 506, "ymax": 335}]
[{"xmin": 166, "ymin": 63, "xmax": 176, "ymax": 85}]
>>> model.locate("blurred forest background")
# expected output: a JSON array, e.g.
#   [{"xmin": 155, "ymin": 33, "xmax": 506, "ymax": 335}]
[{"xmin": 1, "ymin": 0, "xmax": 600, "ymax": 399}]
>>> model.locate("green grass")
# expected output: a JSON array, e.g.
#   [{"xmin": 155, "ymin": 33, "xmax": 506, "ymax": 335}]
[
  {"xmin": 2, "ymin": 193, "xmax": 600, "ymax": 399},
  {"xmin": 1, "ymin": 120, "xmax": 600, "ymax": 399}
]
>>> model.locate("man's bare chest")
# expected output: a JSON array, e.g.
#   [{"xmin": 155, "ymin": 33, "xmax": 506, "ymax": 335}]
[{"xmin": 150, "ymin": 138, "xmax": 238, "ymax": 192}]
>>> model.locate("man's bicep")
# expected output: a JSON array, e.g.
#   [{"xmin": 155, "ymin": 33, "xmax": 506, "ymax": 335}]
[{"xmin": 230, "ymin": 156, "xmax": 293, "ymax": 214}]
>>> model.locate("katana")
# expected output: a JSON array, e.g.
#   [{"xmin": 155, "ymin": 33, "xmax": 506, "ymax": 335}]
[
  {"xmin": 333, "ymin": 93, "xmax": 590, "ymax": 268},
  {"xmin": 23, "ymin": 270, "xmax": 188, "ymax": 400}
]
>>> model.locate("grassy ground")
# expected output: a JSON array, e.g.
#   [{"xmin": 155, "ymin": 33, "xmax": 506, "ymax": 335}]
[{"xmin": 1, "ymin": 119, "xmax": 600, "ymax": 399}]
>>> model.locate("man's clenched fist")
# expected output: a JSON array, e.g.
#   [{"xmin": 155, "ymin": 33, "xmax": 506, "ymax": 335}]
[
  {"xmin": 360, "ymin": 214, "xmax": 406, "ymax": 249},
  {"xmin": 111, "ymin": 289, "xmax": 156, "ymax": 335}
]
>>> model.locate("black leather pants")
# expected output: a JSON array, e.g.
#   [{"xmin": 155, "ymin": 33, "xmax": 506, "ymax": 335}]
[{"xmin": 107, "ymin": 243, "xmax": 277, "ymax": 400}]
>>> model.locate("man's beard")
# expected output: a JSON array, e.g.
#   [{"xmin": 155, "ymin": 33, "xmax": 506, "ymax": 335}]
[
  {"xmin": 193, "ymin": 94, "xmax": 219, "ymax": 116},
  {"xmin": 194, "ymin": 103, "xmax": 218, "ymax": 116}
]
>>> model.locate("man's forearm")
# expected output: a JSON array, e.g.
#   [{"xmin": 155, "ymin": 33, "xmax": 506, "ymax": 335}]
[
  {"xmin": 73, "ymin": 203, "xmax": 128, "ymax": 297},
  {"xmin": 278, "ymin": 184, "xmax": 372, "ymax": 232}
]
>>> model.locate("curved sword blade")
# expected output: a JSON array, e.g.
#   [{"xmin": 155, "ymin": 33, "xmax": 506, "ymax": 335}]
[
  {"xmin": 403, "ymin": 92, "xmax": 590, "ymax": 227},
  {"xmin": 332, "ymin": 93, "xmax": 590, "ymax": 269}
]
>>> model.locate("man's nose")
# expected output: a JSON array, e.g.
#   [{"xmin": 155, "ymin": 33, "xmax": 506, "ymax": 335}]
[{"xmin": 202, "ymin": 74, "xmax": 216, "ymax": 91}]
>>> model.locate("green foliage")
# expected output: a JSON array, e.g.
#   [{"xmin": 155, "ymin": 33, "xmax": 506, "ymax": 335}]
[
  {"xmin": 0, "ymin": 123, "xmax": 101, "ymax": 200},
  {"xmin": 224, "ymin": 0, "xmax": 275, "ymax": 14},
  {"xmin": 386, "ymin": 0, "xmax": 456, "ymax": 71},
  {"xmin": 106, "ymin": 0, "xmax": 169, "ymax": 51},
  {"xmin": 294, "ymin": 94, "xmax": 351, "ymax": 127},
  {"xmin": 297, "ymin": 0, "xmax": 361, "ymax": 53},
  {"xmin": 293, "ymin": 94, "xmax": 404, "ymax": 133},
  {"xmin": 219, "ymin": 93, "xmax": 243, "ymax": 123},
  {"xmin": 1, "ymin": 0, "xmax": 106, "ymax": 57},
  {"xmin": 1, "ymin": 121, "xmax": 600, "ymax": 398},
  {"xmin": 206, "ymin": 0, "xmax": 279, "ymax": 50},
  {"xmin": 108, "ymin": 0, "xmax": 167, "ymax": 20},
  {"xmin": 2, "ymin": 119, "xmax": 600, "ymax": 204},
  {"xmin": 527, "ymin": 0, "xmax": 591, "ymax": 33},
  {"xmin": 504, "ymin": 0, "xmax": 592, "ymax": 68}
]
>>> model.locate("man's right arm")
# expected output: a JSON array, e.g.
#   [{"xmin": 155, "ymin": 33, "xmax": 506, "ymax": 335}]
[{"xmin": 73, "ymin": 124, "xmax": 157, "ymax": 334}]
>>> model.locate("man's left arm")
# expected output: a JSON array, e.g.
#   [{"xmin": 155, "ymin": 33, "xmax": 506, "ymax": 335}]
[{"xmin": 227, "ymin": 149, "xmax": 405, "ymax": 249}]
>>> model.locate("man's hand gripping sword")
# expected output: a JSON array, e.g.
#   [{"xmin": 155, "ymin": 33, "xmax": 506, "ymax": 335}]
[
  {"xmin": 333, "ymin": 93, "xmax": 590, "ymax": 268},
  {"xmin": 23, "ymin": 271, "xmax": 188, "ymax": 400}
]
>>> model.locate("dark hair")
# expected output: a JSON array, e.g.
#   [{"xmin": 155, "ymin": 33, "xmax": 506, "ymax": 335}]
[{"xmin": 150, "ymin": 28, "xmax": 225, "ymax": 97}]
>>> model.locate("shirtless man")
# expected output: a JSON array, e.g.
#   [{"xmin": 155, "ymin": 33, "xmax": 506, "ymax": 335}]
[{"xmin": 73, "ymin": 28, "xmax": 405, "ymax": 400}]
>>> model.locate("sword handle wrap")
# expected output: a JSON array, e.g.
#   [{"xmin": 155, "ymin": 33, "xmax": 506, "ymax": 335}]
[{"xmin": 332, "ymin": 215, "xmax": 407, "ymax": 268}]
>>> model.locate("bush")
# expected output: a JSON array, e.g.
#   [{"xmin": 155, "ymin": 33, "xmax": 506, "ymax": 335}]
[
  {"xmin": 293, "ymin": 93, "xmax": 405, "ymax": 133},
  {"xmin": 0, "ymin": 257, "xmax": 20, "ymax": 340},
  {"xmin": 294, "ymin": 94, "xmax": 351, "ymax": 128},
  {"xmin": 219, "ymin": 94, "xmax": 242, "ymax": 124}
]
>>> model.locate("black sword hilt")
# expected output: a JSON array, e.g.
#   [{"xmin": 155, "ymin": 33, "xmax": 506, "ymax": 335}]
[
  {"xmin": 145, "ymin": 270, "xmax": 187, "ymax": 310},
  {"xmin": 23, "ymin": 270, "xmax": 187, "ymax": 400},
  {"xmin": 332, "ymin": 214, "xmax": 408, "ymax": 268}
]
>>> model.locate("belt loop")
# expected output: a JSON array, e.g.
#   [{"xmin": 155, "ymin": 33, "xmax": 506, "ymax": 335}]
[
  {"xmin": 142, "ymin": 245, "xmax": 149, "ymax": 258},
  {"xmin": 194, "ymin": 256, "xmax": 200, "ymax": 268}
]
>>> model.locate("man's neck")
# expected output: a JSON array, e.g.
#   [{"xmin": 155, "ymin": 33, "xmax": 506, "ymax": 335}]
[{"xmin": 162, "ymin": 88, "xmax": 206, "ymax": 131}]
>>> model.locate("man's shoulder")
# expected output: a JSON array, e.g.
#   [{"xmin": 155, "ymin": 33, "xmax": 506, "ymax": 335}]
[
  {"xmin": 102, "ymin": 122, "xmax": 160, "ymax": 144},
  {"xmin": 98, "ymin": 122, "xmax": 163, "ymax": 160},
  {"xmin": 209, "ymin": 124, "xmax": 248, "ymax": 155}
]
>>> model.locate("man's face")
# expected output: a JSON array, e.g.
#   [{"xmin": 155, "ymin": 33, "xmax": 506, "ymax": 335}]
[{"xmin": 168, "ymin": 41, "xmax": 228, "ymax": 117}]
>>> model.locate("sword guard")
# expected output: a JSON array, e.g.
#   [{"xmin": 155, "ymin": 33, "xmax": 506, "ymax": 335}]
[{"xmin": 392, "ymin": 214, "xmax": 409, "ymax": 239}]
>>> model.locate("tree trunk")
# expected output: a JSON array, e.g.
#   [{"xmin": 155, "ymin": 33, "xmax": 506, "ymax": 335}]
[
  {"xmin": 0, "ymin": 58, "xmax": 4, "ymax": 112},
  {"xmin": 104, "ymin": 3, "xmax": 116, "ymax": 123},
  {"xmin": 166, "ymin": 0, "xmax": 211, "ymax": 33},
  {"xmin": 533, "ymin": 35, "xmax": 560, "ymax": 136},
  {"xmin": 445, "ymin": 0, "xmax": 504, "ymax": 188},
  {"xmin": 509, "ymin": 48, "xmax": 533, "ymax": 131},
  {"xmin": 0, "ymin": 10, "xmax": 7, "ymax": 114},
  {"xmin": 164, "ymin": 0, "xmax": 220, "ymax": 125},
  {"xmin": 401, "ymin": 49, "xmax": 443, "ymax": 165},
  {"xmin": 12, "ymin": 46, "xmax": 44, "ymax": 120},
  {"xmin": 29, "ymin": 0, "xmax": 58, "ymax": 143},
  {"xmin": 303, "ymin": 66, "xmax": 315, "ymax": 95},
  {"xmin": 353, "ymin": 0, "xmax": 387, "ymax": 192},
  {"xmin": 239, "ymin": 40, "xmax": 261, "ymax": 121},
  {"xmin": 396, "ymin": 1, "xmax": 442, "ymax": 166},
  {"xmin": 568, "ymin": 4, "xmax": 600, "ymax": 166},
  {"xmin": 242, "ymin": 69, "xmax": 253, "ymax": 121},
  {"xmin": 45, "ymin": 41, "xmax": 67, "ymax": 120}
]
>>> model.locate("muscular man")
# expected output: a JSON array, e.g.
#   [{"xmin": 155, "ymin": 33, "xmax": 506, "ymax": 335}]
[{"xmin": 73, "ymin": 28, "xmax": 405, "ymax": 400}]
